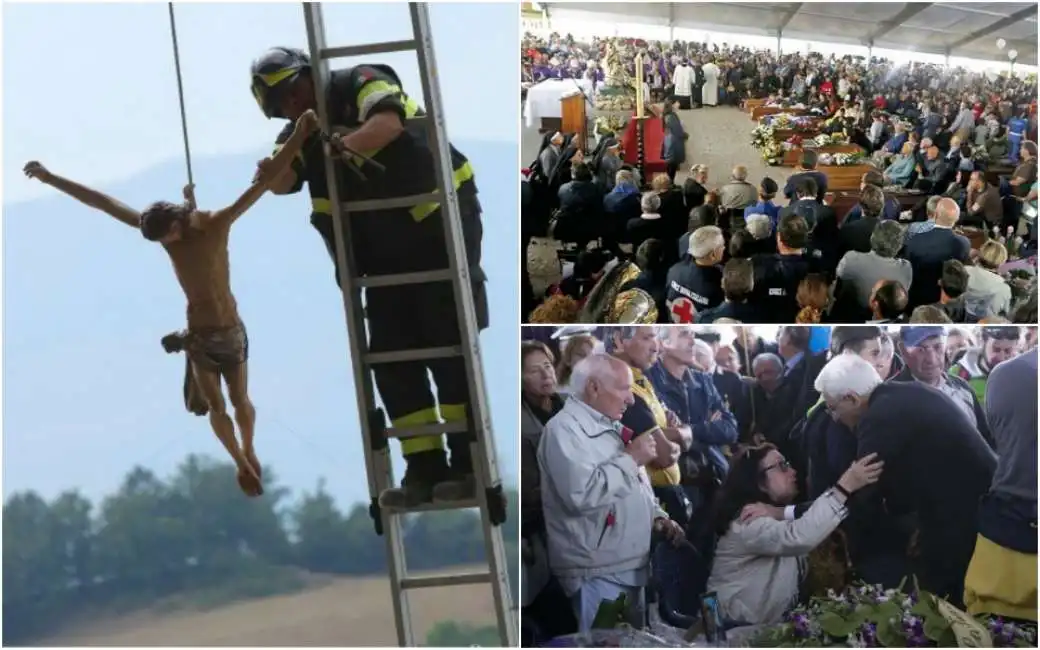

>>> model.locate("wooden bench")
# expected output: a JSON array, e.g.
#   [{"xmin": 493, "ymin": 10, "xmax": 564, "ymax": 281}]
[
  {"xmin": 985, "ymin": 164, "xmax": 1016, "ymax": 186},
  {"xmin": 828, "ymin": 190, "xmax": 926, "ymax": 224},
  {"xmin": 955, "ymin": 226, "xmax": 989, "ymax": 251},
  {"xmin": 781, "ymin": 144, "xmax": 863, "ymax": 167}
]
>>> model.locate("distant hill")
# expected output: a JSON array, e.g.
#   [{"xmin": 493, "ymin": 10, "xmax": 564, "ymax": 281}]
[
  {"xmin": 34, "ymin": 567, "xmax": 499, "ymax": 647},
  {"xmin": 2, "ymin": 139, "xmax": 518, "ymax": 507}
]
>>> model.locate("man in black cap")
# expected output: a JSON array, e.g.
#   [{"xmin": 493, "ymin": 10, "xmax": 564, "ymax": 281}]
[
  {"xmin": 743, "ymin": 176, "xmax": 781, "ymax": 232},
  {"xmin": 814, "ymin": 354, "xmax": 997, "ymax": 606},
  {"xmin": 892, "ymin": 326, "xmax": 992, "ymax": 448}
]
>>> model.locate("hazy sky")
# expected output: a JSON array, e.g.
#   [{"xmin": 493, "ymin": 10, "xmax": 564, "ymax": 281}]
[
  {"xmin": 4, "ymin": 2, "xmax": 518, "ymax": 203},
  {"xmin": 2, "ymin": 2, "xmax": 521, "ymax": 504}
]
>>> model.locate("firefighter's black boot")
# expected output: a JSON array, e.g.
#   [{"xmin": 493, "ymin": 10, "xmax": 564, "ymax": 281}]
[
  {"xmin": 433, "ymin": 435, "xmax": 477, "ymax": 502},
  {"xmin": 379, "ymin": 449, "xmax": 450, "ymax": 509}
]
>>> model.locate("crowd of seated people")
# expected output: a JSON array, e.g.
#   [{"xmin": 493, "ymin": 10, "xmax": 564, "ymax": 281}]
[
  {"xmin": 520, "ymin": 325, "xmax": 1038, "ymax": 643},
  {"xmin": 523, "ymin": 151, "xmax": 1037, "ymax": 325},
  {"xmin": 521, "ymin": 35, "xmax": 1038, "ymax": 326}
]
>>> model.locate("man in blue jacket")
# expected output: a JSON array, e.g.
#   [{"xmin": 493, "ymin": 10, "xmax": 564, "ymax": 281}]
[{"xmin": 647, "ymin": 327, "xmax": 739, "ymax": 522}]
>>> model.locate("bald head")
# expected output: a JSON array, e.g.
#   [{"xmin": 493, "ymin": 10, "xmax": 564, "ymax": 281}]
[
  {"xmin": 570, "ymin": 353, "xmax": 634, "ymax": 420},
  {"xmin": 570, "ymin": 353, "xmax": 627, "ymax": 396},
  {"xmin": 934, "ymin": 198, "xmax": 960, "ymax": 227}
]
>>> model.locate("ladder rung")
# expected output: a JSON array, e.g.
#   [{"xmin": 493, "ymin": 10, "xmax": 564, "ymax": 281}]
[
  {"xmin": 365, "ymin": 346, "xmax": 461, "ymax": 365},
  {"xmin": 356, "ymin": 269, "xmax": 454, "ymax": 289},
  {"xmin": 381, "ymin": 498, "xmax": 480, "ymax": 514},
  {"xmin": 321, "ymin": 40, "xmax": 417, "ymax": 59},
  {"xmin": 343, "ymin": 193, "xmax": 440, "ymax": 212},
  {"xmin": 401, "ymin": 571, "xmax": 491, "ymax": 590},
  {"xmin": 386, "ymin": 420, "xmax": 469, "ymax": 439}
]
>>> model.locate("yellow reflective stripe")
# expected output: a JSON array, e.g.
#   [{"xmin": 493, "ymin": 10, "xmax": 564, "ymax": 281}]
[
  {"xmin": 440, "ymin": 403, "xmax": 467, "ymax": 422},
  {"xmin": 807, "ymin": 397, "xmax": 825, "ymax": 418},
  {"xmin": 392, "ymin": 407, "xmax": 444, "ymax": 456},
  {"xmin": 401, "ymin": 436, "xmax": 445, "ymax": 455},
  {"xmin": 356, "ymin": 81, "xmax": 420, "ymax": 117},
  {"xmin": 259, "ymin": 67, "xmax": 298, "ymax": 87},
  {"xmin": 357, "ymin": 80, "xmax": 398, "ymax": 106},
  {"xmin": 313, "ymin": 160, "xmax": 475, "ymax": 221},
  {"xmin": 391, "ymin": 407, "xmax": 440, "ymax": 427},
  {"xmin": 312, "ymin": 198, "xmax": 332, "ymax": 214},
  {"xmin": 403, "ymin": 96, "xmax": 420, "ymax": 119},
  {"xmin": 409, "ymin": 161, "xmax": 476, "ymax": 221}
]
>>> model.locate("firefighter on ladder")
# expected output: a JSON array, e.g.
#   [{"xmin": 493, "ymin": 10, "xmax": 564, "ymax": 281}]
[{"xmin": 249, "ymin": 47, "xmax": 488, "ymax": 509}]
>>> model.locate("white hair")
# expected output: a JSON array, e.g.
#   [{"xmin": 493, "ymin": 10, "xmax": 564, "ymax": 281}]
[
  {"xmin": 690, "ymin": 225, "xmax": 725, "ymax": 259},
  {"xmin": 641, "ymin": 192, "xmax": 662, "ymax": 213},
  {"xmin": 692, "ymin": 338, "xmax": 715, "ymax": 371},
  {"xmin": 814, "ymin": 354, "xmax": 882, "ymax": 399},
  {"xmin": 569, "ymin": 352, "xmax": 623, "ymax": 397},
  {"xmin": 745, "ymin": 214, "xmax": 772, "ymax": 240},
  {"xmin": 752, "ymin": 352, "xmax": 783, "ymax": 374}
]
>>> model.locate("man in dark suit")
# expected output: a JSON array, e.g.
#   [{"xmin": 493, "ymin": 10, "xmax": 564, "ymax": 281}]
[
  {"xmin": 838, "ymin": 185, "xmax": 885, "ymax": 259},
  {"xmin": 901, "ymin": 197, "xmax": 970, "ymax": 311},
  {"xmin": 815, "ymin": 353, "xmax": 997, "ymax": 607},
  {"xmin": 783, "ymin": 149, "xmax": 829, "ymax": 203}
]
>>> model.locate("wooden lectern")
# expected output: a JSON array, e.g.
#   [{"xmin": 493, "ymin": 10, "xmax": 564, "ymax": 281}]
[{"xmin": 560, "ymin": 92, "xmax": 587, "ymax": 152}]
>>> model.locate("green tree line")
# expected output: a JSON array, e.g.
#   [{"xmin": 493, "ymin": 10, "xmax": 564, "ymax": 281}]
[{"xmin": 2, "ymin": 454, "xmax": 518, "ymax": 644}]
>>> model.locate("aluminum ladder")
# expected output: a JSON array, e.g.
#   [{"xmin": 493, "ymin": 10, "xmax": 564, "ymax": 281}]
[{"xmin": 301, "ymin": 3, "xmax": 516, "ymax": 647}]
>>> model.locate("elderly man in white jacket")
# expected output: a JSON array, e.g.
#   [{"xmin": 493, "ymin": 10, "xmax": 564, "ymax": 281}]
[{"xmin": 539, "ymin": 353, "xmax": 684, "ymax": 633}]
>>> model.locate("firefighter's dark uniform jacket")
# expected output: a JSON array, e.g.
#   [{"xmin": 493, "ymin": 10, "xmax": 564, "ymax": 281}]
[{"xmin": 272, "ymin": 64, "xmax": 486, "ymax": 454}]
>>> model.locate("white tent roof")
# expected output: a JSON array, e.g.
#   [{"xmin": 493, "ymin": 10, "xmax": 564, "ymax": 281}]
[{"xmin": 542, "ymin": 2, "xmax": 1039, "ymax": 66}]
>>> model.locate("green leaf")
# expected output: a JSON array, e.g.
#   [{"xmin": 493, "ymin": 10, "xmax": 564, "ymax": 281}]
[
  {"xmin": 818, "ymin": 612, "xmax": 857, "ymax": 638},
  {"xmin": 910, "ymin": 599, "xmax": 935, "ymax": 618},
  {"xmin": 875, "ymin": 600, "xmax": 903, "ymax": 623},
  {"xmin": 937, "ymin": 627, "xmax": 958, "ymax": 648},
  {"xmin": 924, "ymin": 613, "xmax": 951, "ymax": 642},
  {"xmin": 875, "ymin": 617, "xmax": 906, "ymax": 647}
]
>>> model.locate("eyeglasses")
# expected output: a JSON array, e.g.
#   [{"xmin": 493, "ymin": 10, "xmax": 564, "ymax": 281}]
[{"xmin": 761, "ymin": 459, "xmax": 792, "ymax": 474}]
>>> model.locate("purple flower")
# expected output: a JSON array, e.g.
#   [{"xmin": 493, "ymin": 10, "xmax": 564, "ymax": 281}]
[
  {"xmin": 792, "ymin": 613, "xmax": 811, "ymax": 638},
  {"xmin": 860, "ymin": 622, "xmax": 878, "ymax": 647}
]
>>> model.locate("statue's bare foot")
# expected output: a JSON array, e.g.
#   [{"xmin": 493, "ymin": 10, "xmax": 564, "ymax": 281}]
[
  {"xmin": 244, "ymin": 447, "xmax": 262, "ymax": 480},
  {"xmin": 236, "ymin": 466, "xmax": 263, "ymax": 498}
]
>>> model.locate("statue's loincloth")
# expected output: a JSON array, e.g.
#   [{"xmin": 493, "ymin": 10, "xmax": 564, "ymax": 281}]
[{"xmin": 161, "ymin": 323, "xmax": 249, "ymax": 416}]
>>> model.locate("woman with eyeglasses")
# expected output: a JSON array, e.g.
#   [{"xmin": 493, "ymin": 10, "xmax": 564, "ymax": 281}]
[{"xmin": 703, "ymin": 444, "xmax": 883, "ymax": 627}]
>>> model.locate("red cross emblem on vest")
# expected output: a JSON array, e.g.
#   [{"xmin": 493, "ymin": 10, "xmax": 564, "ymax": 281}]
[{"xmin": 668, "ymin": 296, "xmax": 697, "ymax": 323}]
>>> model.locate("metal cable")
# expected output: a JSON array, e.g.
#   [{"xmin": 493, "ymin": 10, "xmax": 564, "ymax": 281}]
[{"xmin": 168, "ymin": 3, "xmax": 193, "ymax": 186}]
